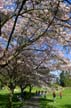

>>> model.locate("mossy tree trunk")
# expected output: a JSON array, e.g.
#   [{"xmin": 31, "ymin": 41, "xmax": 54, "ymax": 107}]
[
  {"xmin": 29, "ymin": 84, "xmax": 33, "ymax": 98},
  {"xmin": 8, "ymin": 82, "xmax": 15, "ymax": 108},
  {"xmin": 29, "ymin": 84, "xmax": 32, "ymax": 94},
  {"xmin": 9, "ymin": 89, "xmax": 14, "ymax": 108}
]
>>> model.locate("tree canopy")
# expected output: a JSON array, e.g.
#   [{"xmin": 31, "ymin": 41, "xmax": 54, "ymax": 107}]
[{"xmin": 0, "ymin": 0, "xmax": 71, "ymax": 88}]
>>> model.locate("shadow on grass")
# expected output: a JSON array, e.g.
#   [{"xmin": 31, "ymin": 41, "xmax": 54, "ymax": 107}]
[
  {"xmin": 40, "ymin": 98, "xmax": 54, "ymax": 102},
  {"xmin": 0, "ymin": 94, "xmax": 8, "ymax": 108},
  {"xmin": 0, "ymin": 93, "xmax": 58, "ymax": 108},
  {"xmin": 0, "ymin": 92, "xmax": 36, "ymax": 108},
  {"xmin": 63, "ymin": 104, "xmax": 71, "ymax": 108},
  {"xmin": 0, "ymin": 93, "xmax": 24, "ymax": 108},
  {"xmin": 40, "ymin": 98, "xmax": 56, "ymax": 108}
]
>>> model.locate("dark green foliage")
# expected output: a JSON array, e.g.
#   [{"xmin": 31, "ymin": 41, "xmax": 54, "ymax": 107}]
[
  {"xmin": 60, "ymin": 71, "xmax": 65, "ymax": 86},
  {"xmin": 60, "ymin": 71, "xmax": 71, "ymax": 87}
]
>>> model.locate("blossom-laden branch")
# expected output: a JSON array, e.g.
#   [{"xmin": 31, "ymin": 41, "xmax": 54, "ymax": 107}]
[{"xmin": 6, "ymin": 0, "xmax": 28, "ymax": 51}]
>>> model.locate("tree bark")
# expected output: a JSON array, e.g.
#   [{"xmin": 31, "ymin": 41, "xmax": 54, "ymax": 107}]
[
  {"xmin": 8, "ymin": 89, "xmax": 14, "ymax": 108},
  {"xmin": 20, "ymin": 87, "xmax": 24, "ymax": 100},
  {"xmin": 29, "ymin": 85, "xmax": 33, "ymax": 98},
  {"xmin": 29, "ymin": 85, "xmax": 32, "ymax": 94}
]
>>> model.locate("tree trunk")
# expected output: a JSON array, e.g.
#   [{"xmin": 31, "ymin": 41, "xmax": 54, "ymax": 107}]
[
  {"xmin": 29, "ymin": 85, "xmax": 32, "ymax": 94},
  {"xmin": 20, "ymin": 87, "xmax": 24, "ymax": 100},
  {"xmin": 29, "ymin": 85, "xmax": 32, "ymax": 98},
  {"xmin": 8, "ymin": 89, "xmax": 14, "ymax": 108}
]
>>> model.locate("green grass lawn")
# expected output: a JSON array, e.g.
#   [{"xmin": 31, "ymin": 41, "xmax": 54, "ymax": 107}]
[
  {"xmin": 0, "ymin": 87, "xmax": 71, "ymax": 108},
  {"xmin": 40, "ymin": 87, "xmax": 71, "ymax": 108}
]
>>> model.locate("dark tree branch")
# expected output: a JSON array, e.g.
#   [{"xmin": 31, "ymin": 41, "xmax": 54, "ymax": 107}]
[
  {"xmin": 6, "ymin": 0, "xmax": 27, "ymax": 51},
  {"xmin": 0, "ymin": 15, "xmax": 1, "ymax": 35},
  {"xmin": 55, "ymin": 16, "xmax": 71, "ymax": 25}
]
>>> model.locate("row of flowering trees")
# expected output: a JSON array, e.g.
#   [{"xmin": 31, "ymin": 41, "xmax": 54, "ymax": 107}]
[{"xmin": 0, "ymin": 0, "xmax": 71, "ymax": 107}]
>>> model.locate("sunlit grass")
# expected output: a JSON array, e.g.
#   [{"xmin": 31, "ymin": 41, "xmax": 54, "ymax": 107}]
[
  {"xmin": 0, "ymin": 87, "xmax": 71, "ymax": 108},
  {"xmin": 40, "ymin": 87, "xmax": 71, "ymax": 108}
]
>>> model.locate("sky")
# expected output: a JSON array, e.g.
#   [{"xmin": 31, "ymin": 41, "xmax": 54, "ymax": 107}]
[{"xmin": 64, "ymin": 0, "xmax": 71, "ymax": 4}]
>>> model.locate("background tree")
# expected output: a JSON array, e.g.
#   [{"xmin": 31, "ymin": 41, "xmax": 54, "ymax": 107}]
[{"xmin": 60, "ymin": 71, "xmax": 71, "ymax": 87}]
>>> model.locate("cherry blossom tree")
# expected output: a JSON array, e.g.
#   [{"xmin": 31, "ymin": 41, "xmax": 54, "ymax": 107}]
[
  {"xmin": 0, "ymin": 0, "xmax": 71, "ymax": 107},
  {"xmin": 0, "ymin": 0, "xmax": 71, "ymax": 93}
]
